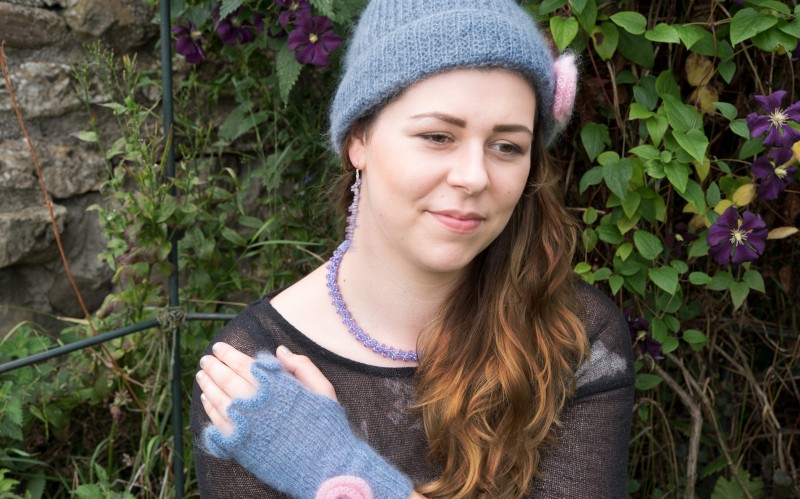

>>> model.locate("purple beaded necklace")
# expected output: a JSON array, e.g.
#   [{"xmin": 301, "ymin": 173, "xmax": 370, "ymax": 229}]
[{"xmin": 325, "ymin": 170, "xmax": 419, "ymax": 363}]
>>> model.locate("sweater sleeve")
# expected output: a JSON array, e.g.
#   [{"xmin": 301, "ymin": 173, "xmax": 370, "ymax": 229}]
[
  {"xmin": 190, "ymin": 298, "xmax": 291, "ymax": 498},
  {"xmin": 529, "ymin": 282, "xmax": 636, "ymax": 498}
]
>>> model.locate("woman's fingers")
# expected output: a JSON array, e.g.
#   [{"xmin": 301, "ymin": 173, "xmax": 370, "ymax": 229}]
[
  {"xmin": 196, "ymin": 369, "xmax": 236, "ymax": 435},
  {"xmin": 276, "ymin": 345, "xmax": 338, "ymax": 402},
  {"xmin": 211, "ymin": 342, "xmax": 259, "ymax": 388}
]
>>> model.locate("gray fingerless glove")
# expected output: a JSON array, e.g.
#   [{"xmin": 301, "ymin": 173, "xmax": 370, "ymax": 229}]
[{"xmin": 202, "ymin": 353, "xmax": 413, "ymax": 499}]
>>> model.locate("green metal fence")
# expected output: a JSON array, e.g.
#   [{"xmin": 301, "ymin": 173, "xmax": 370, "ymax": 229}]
[{"xmin": 0, "ymin": 2, "xmax": 227, "ymax": 496}]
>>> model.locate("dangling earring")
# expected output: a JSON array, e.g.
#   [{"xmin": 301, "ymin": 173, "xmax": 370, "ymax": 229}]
[{"xmin": 345, "ymin": 169, "xmax": 361, "ymax": 244}]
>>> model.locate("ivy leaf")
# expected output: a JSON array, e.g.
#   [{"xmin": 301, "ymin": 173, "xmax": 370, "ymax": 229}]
[
  {"xmin": 729, "ymin": 281, "xmax": 750, "ymax": 310},
  {"xmin": 276, "ymin": 44, "xmax": 303, "ymax": 104},
  {"xmin": 730, "ymin": 119, "xmax": 750, "ymax": 138},
  {"xmin": 665, "ymin": 161, "xmax": 689, "ymax": 193},
  {"xmin": 574, "ymin": 0, "xmax": 597, "ymax": 32},
  {"xmin": 634, "ymin": 230, "xmax": 663, "ymax": 260},
  {"xmin": 646, "ymin": 23, "xmax": 680, "ymax": 43},
  {"xmin": 675, "ymin": 24, "xmax": 706, "ymax": 50},
  {"xmin": 663, "ymin": 95, "xmax": 699, "ymax": 132},
  {"xmin": 609, "ymin": 275, "xmax": 624, "ymax": 295},
  {"xmin": 743, "ymin": 270, "xmax": 765, "ymax": 293},
  {"xmin": 621, "ymin": 191, "xmax": 642, "ymax": 219},
  {"xmin": 683, "ymin": 329, "xmax": 707, "ymax": 345},
  {"xmin": 618, "ymin": 31, "xmax": 655, "ymax": 68},
  {"xmin": 591, "ymin": 22, "xmax": 619, "ymax": 61},
  {"xmin": 719, "ymin": 59, "xmax": 736, "ymax": 83},
  {"xmin": 678, "ymin": 179, "xmax": 707, "ymax": 213},
  {"xmin": 689, "ymin": 271, "xmax": 712, "ymax": 285},
  {"xmin": 551, "ymin": 16, "xmax": 580, "ymax": 52},
  {"xmin": 646, "ymin": 114, "xmax": 669, "ymax": 147},
  {"xmin": 714, "ymin": 102, "xmax": 738, "ymax": 121},
  {"xmin": 581, "ymin": 123, "xmax": 611, "ymax": 162},
  {"xmin": 649, "ymin": 266, "xmax": 679, "ymax": 294},
  {"xmin": 539, "ymin": 0, "xmax": 568, "ymax": 15},
  {"xmin": 610, "ymin": 11, "xmax": 647, "ymax": 35},
  {"xmin": 602, "ymin": 157, "xmax": 633, "ymax": 200},
  {"xmin": 730, "ymin": 8, "xmax": 780, "ymax": 46},
  {"xmin": 636, "ymin": 373, "xmax": 663, "ymax": 391},
  {"xmin": 579, "ymin": 166, "xmax": 604, "ymax": 193},
  {"xmin": 711, "ymin": 469, "xmax": 764, "ymax": 499},
  {"xmin": 752, "ymin": 24, "xmax": 798, "ymax": 53},
  {"xmin": 739, "ymin": 137, "xmax": 765, "ymax": 160},
  {"xmin": 673, "ymin": 129, "xmax": 708, "ymax": 163}
]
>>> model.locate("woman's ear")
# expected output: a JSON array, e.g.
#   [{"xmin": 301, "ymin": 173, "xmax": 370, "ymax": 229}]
[{"xmin": 347, "ymin": 132, "xmax": 367, "ymax": 170}]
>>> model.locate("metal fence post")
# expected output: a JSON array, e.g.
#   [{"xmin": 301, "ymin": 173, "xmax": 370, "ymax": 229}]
[{"xmin": 158, "ymin": 0, "xmax": 183, "ymax": 496}]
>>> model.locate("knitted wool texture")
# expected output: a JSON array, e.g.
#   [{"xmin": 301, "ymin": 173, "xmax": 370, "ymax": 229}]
[
  {"xmin": 329, "ymin": 0, "xmax": 567, "ymax": 153},
  {"xmin": 203, "ymin": 354, "xmax": 413, "ymax": 499}
]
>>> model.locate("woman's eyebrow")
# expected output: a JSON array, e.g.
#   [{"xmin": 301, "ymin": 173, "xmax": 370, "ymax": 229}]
[
  {"xmin": 410, "ymin": 112, "xmax": 532, "ymax": 136},
  {"xmin": 410, "ymin": 112, "xmax": 466, "ymax": 127}
]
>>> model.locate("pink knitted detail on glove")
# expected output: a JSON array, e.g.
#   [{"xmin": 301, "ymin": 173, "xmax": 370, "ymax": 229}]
[
  {"xmin": 552, "ymin": 52, "xmax": 578, "ymax": 127},
  {"xmin": 316, "ymin": 476, "xmax": 374, "ymax": 499}
]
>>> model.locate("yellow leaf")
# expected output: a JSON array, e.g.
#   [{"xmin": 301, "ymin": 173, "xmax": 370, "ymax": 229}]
[
  {"xmin": 689, "ymin": 213, "xmax": 709, "ymax": 230},
  {"xmin": 694, "ymin": 158, "xmax": 711, "ymax": 182},
  {"xmin": 767, "ymin": 227, "xmax": 799, "ymax": 239},
  {"xmin": 714, "ymin": 199, "xmax": 734, "ymax": 214},
  {"xmin": 732, "ymin": 183, "xmax": 756, "ymax": 207},
  {"xmin": 792, "ymin": 141, "xmax": 800, "ymax": 162},
  {"xmin": 685, "ymin": 53, "xmax": 714, "ymax": 87},
  {"xmin": 691, "ymin": 85, "xmax": 719, "ymax": 115}
]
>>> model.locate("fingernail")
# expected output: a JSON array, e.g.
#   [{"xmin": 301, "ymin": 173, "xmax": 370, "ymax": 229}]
[
  {"xmin": 212, "ymin": 342, "xmax": 222, "ymax": 354},
  {"xmin": 276, "ymin": 345, "xmax": 290, "ymax": 356},
  {"xmin": 200, "ymin": 393, "xmax": 207, "ymax": 403},
  {"xmin": 199, "ymin": 355, "xmax": 209, "ymax": 367},
  {"xmin": 195, "ymin": 370, "xmax": 204, "ymax": 380}
]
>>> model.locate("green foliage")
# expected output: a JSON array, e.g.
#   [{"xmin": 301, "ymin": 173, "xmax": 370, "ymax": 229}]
[
  {"xmin": 1, "ymin": 0, "xmax": 798, "ymax": 497},
  {"xmin": 525, "ymin": 0, "xmax": 799, "ymax": 496}
]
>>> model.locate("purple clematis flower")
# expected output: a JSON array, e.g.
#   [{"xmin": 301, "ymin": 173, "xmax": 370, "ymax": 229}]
[
  {"xmin": 213, "ymin": 5, "xmax": 264, "ymax": 45},
  {"xmin": 275, "ymin": 0, "xmax": 312, "ymax": 28},
  {"xmin": 287, "ymin": 15, "xmax": 342, "ymax": 66},
  {"xmin": 172, "ymin": 21, "xmax": 205, "ymax": 64},
  {"xmin": 624, "ymin": 308, "xmax": 663, "ymax": 360},
  {"xmin": 746, "ymin": 90, "xmax": 800, "ymax": 148},
  {"xmin": 752, "ymin": 147, "xmax": 797, "ymax": 201},
  {"xmin": 707, "ymin": 207, "xmax": 768, "ymax": 266},
  {"xmin": 665, "ymin": 222, "xmax": 698, "ymax": 258}
]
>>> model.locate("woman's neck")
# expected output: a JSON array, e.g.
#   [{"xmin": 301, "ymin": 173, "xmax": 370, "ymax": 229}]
[{"xmin": 336, "ymin": 240, "xmax": 461, "ymax": 348}]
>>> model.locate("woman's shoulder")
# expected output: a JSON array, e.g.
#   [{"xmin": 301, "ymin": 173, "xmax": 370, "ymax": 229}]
[
  {"xmin": 205, "ymin": 294, "xmax": 288, "ymax": 358},
  {"xmin": 572, "ymin": 279, "xmax": 635, "ymax": 398}
]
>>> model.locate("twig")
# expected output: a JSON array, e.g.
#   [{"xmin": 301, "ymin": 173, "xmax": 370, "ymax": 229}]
[
  {"xmin": 0, "ymin": 43, "xmax": 96, "ymax": 334},
  {"xmin": 649, "ymin": 357, "xmax": 702, "ymax": 499}
]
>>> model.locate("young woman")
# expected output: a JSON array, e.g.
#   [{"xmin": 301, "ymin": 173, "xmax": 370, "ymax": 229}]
[{"xmin": 191, "ymin": 0, "xmax": 635, "ymax": 497}]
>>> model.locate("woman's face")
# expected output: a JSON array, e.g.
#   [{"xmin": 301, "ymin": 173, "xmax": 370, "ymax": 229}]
[{"xmin": 347, "ymin": 68, "xmax": 536, "ymax": 277}]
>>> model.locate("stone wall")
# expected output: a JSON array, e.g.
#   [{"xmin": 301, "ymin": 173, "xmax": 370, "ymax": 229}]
[{"xmin": 0, "ymin": 0, "xmax": 158, "ymax": 333}]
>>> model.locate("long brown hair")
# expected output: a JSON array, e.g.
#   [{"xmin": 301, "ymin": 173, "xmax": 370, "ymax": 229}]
[{"xmin": 334, "ymin": 118, "xmax": 588, "ymax": 498}]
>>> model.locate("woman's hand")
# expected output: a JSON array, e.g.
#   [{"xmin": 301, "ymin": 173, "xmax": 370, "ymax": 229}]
[{"xmin": 196, "ymin": 342, "xmax": 337, "ymax": 435}]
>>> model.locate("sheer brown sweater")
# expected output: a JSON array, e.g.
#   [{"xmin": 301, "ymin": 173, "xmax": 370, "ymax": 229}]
[{"xmin": 190, "ymin": 281, "xmax": 635, "ymax": 498}]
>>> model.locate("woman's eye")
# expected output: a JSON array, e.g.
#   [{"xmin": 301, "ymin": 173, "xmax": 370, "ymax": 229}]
[
  {"xmin": 421, "ymin": 133, "xmax": 451, "ymax": 144},
  {"xmin": 492, "ymin": 142, "xmax": 522, "ymax": 155}
]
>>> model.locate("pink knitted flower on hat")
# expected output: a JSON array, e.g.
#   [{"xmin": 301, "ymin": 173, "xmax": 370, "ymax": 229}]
[
  {"xmin": 316, "ymin": 475, "xmax": 374, "ymax": 499},
  {"xmin": 552, "ymin": 53, "xmax": 578, "ymax": 128}
]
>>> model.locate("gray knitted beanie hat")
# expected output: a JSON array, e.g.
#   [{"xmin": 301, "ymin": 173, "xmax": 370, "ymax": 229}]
[{"xmin": 328, "ymin": 0, "xmax": 578, "ymax": 154}]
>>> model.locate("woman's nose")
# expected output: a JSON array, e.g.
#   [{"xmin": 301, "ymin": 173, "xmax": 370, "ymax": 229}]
[{"xmin": 446, "ymin": 143, "xmax": 490, "ymax": 195}]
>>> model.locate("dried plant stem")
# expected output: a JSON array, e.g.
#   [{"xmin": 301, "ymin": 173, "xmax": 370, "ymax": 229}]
[
  {"xmin": 665, "ymin": 352, "xmax": 754, "ymax": 499},
  {"xmin": 0, "ymin": 43, "xmax": 96, "ymax": 333},
  {"xmin": 649, "ymin": 358, "xmax": 702, "ymax": 499}
]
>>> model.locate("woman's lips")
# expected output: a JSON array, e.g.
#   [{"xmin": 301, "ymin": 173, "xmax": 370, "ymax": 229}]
[{"xmin": 428, "ymin": 210, "xmax": 484, "ymax": 233}]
